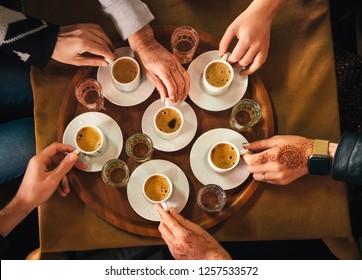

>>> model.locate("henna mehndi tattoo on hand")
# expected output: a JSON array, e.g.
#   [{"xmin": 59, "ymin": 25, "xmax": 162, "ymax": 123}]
[
  {"xmin": 172, "ymin": 232, "xmax": 230, "ymax": 260},
  {"xmin": 256, "ymin": 139, "xmax": 313, "ymax": 169}
]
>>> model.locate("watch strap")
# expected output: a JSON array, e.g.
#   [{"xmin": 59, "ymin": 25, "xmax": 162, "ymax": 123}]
[{"xmin": 312, "ymin": 139, "xmax": 329, "ymax": 156}]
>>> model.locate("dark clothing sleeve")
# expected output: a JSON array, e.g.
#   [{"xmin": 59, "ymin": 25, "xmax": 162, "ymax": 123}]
[
  {"xmin": 332, "ymin": 131, "xmax": 362, "ymax": 185},
  {"xmin": 0, "ymin": 5, "xmax": 60, "ymax": 68},
  {"xmin": 0, "ymin": 235, "xmax": 10, "ymax": 253}
]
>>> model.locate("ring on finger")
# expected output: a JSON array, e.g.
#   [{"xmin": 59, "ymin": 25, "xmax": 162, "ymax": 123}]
[{"xmin": 262, "ymin": 172, "xmax": 266, "ymax": 182}]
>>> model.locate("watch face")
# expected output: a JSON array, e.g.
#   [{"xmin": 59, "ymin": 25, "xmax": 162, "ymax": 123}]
[{"xmin": 308, "ymin": 156, "xmax": 330, "ymax": 176}]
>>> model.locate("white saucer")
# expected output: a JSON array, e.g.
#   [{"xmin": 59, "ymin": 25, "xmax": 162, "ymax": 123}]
[
  {"xmin": 97, "ymin": 47, "xmax": 155, "ymax": 107},
  {"xmin": 62, "ymin": 112, "xmax": 123, "ymax": 172},
  {"xmin": 127, "ymin": 159, "xmax": 189, "ymax": 221},
  {"xmin": 141, "ymin": 99, "xmax": 197, "ymax": 152},
  {"xmin": 188, "ymin": 50, "xmax": 248, "ymax": 111},
  {"xmin": 190, "ymin": 128, "xmax": 250, "ymax": 190}
]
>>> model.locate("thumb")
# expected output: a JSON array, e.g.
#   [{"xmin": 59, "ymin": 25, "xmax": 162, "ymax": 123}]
[{"xmin": 50, "ymin": 152, "xmax": 78, "ymax": 183}]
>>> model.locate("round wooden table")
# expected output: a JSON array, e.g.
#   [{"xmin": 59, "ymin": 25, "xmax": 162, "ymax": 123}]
[{"xmin": 57, "ymin": 26, "xmax": 274, "ymax": 237}]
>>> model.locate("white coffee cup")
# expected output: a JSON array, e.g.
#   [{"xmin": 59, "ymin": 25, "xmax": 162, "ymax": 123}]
[
  {"xmin": 154, "ymin": 101, "xmax": 184, "ymax": 140},
  {"xmin": 202, "ymin": 53, "xmax": 234, "ymax": 96},
  {"xmin": 143, "ymin": 173, "xmax": 173, "ymax": 211},
  {"xmin": 74, "ymin": 125, "xmax": 107, "ymax": 156},
  {"xmin": 208, "ymin": 141, "xmax": 250, "ymax": 173},
  {"xmin": 109, "ymin": 56, "xmax": 141, "ymax": 92}
]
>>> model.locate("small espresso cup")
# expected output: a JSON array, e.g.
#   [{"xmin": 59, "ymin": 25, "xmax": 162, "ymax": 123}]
[
  {"xmin": 74, "ymin": 125, "xmax": 107, "ymax": 156},
  {"xmin": 110, "ymin": 56, "xmax": 141, "ymax": 92},
  {"xmin": 208, "ymin": 141, "xmax": 250, "ymax": 173},
  {"xmin": 75, "ymin": 78, "xmax": 104, "ymax": 111},
  {"xmin": 154, "ymin": 104, "xmax": 184, "ymax": 140},
  {"xmin": 203, "ymin": 53, "xmax": 234, "ymax": 96},
  {"xmin": 143, "ymin": 173, "xmax": 173, "ymax": 211}
]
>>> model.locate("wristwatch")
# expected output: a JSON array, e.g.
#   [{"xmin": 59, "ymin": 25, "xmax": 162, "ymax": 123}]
[{"xmin": 308, "ymin": 139, "xmax": 331, "ymax": 175}]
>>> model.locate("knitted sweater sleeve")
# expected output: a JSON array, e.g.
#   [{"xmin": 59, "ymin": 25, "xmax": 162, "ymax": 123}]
[
  {"xmin": 98, "ymin": 0, "xmax": 154, "ymax": 40},
  {"xmin": 332, "ymin": 131, "xmax": 362, "ymax": 185},
  {"xmin": 0, "ymin": 5, "xmax": 59, "ymax": 68}
]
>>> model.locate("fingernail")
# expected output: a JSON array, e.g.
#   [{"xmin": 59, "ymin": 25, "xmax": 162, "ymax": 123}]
[
  {"xmin": 243, "ymin": 143, "xmax": 250, "ymax": 146},
  {"xmin": 170, "ymin": 207, "xmax": 176, "ymax": 212},
  {"xmin": 73, "ymin": 149, "xmax": 81, "ymax": 155},
  {"xmin": 68, "ymin": 152, "xmax": 78, "ymax": 162}
]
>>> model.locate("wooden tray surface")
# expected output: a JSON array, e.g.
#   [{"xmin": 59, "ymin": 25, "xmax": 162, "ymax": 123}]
[{"xmin": 57, "ymin": 26, "xmax": 274, "ymax": 237}]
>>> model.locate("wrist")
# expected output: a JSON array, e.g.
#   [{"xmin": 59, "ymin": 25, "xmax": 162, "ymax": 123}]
[
  {"xmin": 248, "ymin": 0, "xmax": 287, "ymax": 22},
  {"xmin": 328, "ymin": 142, "xmax": 337, "ymax": 159},
  {"xmin": 128, "ymin": 25, "xmax": 155, "ymax": 52}
]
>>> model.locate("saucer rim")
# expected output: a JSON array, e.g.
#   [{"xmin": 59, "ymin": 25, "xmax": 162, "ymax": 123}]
[
  {"xmin": 62, "ymin": 112, "xmax": 123, "ymax": 172},
  {"xmin": 188, "ymin": 50, "xmax": 248, "ymax": 112}
]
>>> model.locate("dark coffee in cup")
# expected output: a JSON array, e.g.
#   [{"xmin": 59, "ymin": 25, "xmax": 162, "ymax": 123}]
[
  {"xmin": 76, "ymin": 126, "xmax": 103, "ymax": 152},
  {"xmin": 144, "ymin": 174, "xmax": 171, "ymax": 202},
  {"xmin": 155, "ymin": 107, "xmax": 183, "ymax": 134},
  {"xmin": 210, "ymin": 142, "xmax": 238, "ymax": 169},
  {"xmin": 205, "ymin": 61, "xmax": 232, "ymax": 87},
  {"xmin": 112, "ymin": 58, "xmax": 139, "ymax": 84}
]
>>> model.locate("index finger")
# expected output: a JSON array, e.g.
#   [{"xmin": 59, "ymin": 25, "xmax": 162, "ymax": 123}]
[
  {"xmin": 219, "ymin": 26, "xmax": 235, "ymax": 56},
  {"xmin": 156, "ymin": 204, "xmax": 188, "ymax": 236},
  {"xmin": 39, "ymin": 142, "xmax": 76, "ymax": 159}
]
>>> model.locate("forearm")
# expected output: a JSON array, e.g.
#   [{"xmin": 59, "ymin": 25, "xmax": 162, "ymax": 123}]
[
  {"xmin": 247, "ymin": 0, "xmax": 288, "ymax": 22},
  {"xmin": 0, "ymin": 5, "xmax": 59, "ymax": 68},
  {"xmin": 98, "ymin": 0, "xmax": 154, "ymax": 40},
  {"xmin": 0, "ymin": 194, "xmax": 33, "ymax": 237}
]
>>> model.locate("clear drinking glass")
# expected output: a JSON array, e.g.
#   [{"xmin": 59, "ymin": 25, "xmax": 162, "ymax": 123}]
[
  {"xmin": 171, "ymin": 26, "xmax": 199, "ymax": 64},
  {"xmin": 75, "ymin": 78, "xmax": 104, "ymax": 111},
  {"xmin": 101, "ymin": 159, "xmax": 129, "ymax": 187},
  {"xmin": 125, "ymin": 133, "xmax": 154, "ymax": 163},
  {"xmin": 197, "ymin": 184, "xmax": 226, "ymax": 213},
  {"xmin": 229, "ymin": 99, "xmax": 262, "ymax": 132}
]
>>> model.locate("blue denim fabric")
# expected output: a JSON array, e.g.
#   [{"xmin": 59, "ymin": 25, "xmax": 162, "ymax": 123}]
[
  {"xmin": 0, "ymin": 53, "xmax": 35, "ymax": 184},
  {"xmin": 0, "ymin": 118, "xmax": 35, "ymax": 184}
]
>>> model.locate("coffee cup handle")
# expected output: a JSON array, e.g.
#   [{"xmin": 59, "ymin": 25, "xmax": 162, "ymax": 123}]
[
  {"xmin": 160, "ymin": 201, "xmax": 170, "ymax": 212},
  {"xmin": 164, "ymin": 97, "xmax": 171, "ymax": 107},
  {"xmin": 104, "ymin": 58, "xmax": 114, "ymax": 67},
  {"xmin": 239, "ymin": 148, "xmax": 252, "ymax": 156},
  {"xmin": 221, "ymin": 52, "xmax": 231, "ymax": 61}
]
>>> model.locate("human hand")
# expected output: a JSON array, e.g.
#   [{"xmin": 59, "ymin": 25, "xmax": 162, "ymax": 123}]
[
  {"xmin": 156, "ymin": 204, "xmax": 231, "ymax": 260},
  {"xmin": 52, "ymin": 24, "xmax": 116, "ymax": 66},
  {"xmin": 219, "ymin": 9, "xmax": 271, "ymax": 75},
  {"xmin": 219, "ymin": 0, "xmax": 287, "ymax": 75},
  {"xmin": 242, "ymin": 135, "xmax": 313, "ymax": 185},
  {"xmin": 129, "ymin": 25, "xmax": 190, "ymax": 104},
  {"xmin": 16, "ymin": 143, "xmax": 84, "ymax": 209}
]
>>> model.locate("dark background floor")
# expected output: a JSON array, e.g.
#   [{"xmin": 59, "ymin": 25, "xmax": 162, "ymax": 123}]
[{"xmin": 0, "ymin": 0, "xmax": 361, "ymax": 260}]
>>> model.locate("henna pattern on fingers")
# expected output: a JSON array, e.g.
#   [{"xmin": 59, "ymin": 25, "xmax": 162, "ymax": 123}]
[
  {"xmin": 256, "ymin": 139, "xmax": 313, "ymax": 169},
  {"xmin": 170, "ymin": 232, "xmax": 230, "ymax": 260}
]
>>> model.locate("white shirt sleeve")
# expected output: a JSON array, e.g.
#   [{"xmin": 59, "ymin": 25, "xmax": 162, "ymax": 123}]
[{"xmin": 98, "ymin": 0, "xmax": 154, "ymax": 40}]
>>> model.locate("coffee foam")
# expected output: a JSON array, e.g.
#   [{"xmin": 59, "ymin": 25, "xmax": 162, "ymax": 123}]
[
  {"xmin": 205, "ymin": 61, "xmax": 232, "ymax": 87},
  {"xmin": 155, "ymin": 108, "xmax": 182, "ymax": 133},
  {"xmin": 210, "ymin": 143, "xmax": 237, "ymax": 169},
  {"xmin": 112, "ymin": 58, "xmax": 138, "ymax": 83},
  {"xmin": 144, "ymin": 175, "xmax": 170, "ymax": 202},
  {"xmin": 76, "ymin": 126, "xmax": 102, "ymax": 152}
]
